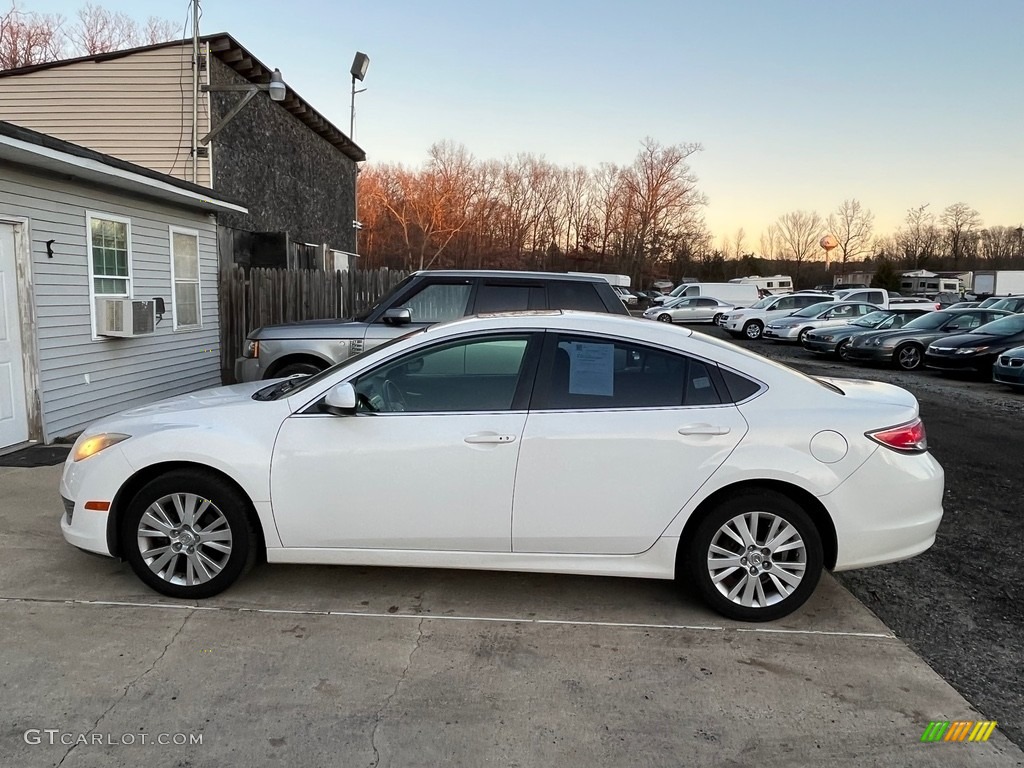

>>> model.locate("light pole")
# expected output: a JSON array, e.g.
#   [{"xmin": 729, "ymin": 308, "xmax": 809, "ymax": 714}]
[{"xmin": 349, "ymin": 52, "xmax": 369, "ymax": 140}]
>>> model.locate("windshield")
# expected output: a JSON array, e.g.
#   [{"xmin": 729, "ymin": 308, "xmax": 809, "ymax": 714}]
[
  {"xmin": 748, "ymin": 296, "xmax": 774, "ymax": 309},
  {"xmin": 977, "ymin": 297, "xmax": 1002, "ymax": 308},
  {"xmin": 668, "ymin": 284, "xmax": 691, "ymax": 297},
  {"xmin": 988, "ymin": 298, "xmax": 1021, "ymax": 311},
  {"xmin": 903, "ymin": 311, "xmax": 955, "ymax": 330},
  {"xmin": 253, "ymin": 329, "xmax": 426, "ymax": 401},
  {"xmin": 972, "ymin": 314, "xmax": 1024, "ymax": 336},
  {"xmin": 792, "ymin": 301, "xmax": 834, "ymax": 318},
  {"xmin": 853, "ymin": 310, "xmax": 890, "ymax": 327},
  {"xmin": 353, "ymin": 274, "xmax": 418, "ymax": 321}
]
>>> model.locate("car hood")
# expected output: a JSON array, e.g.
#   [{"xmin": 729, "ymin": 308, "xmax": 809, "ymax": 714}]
[
  {"xmin": 251, "ymin": 318, "xmax": 366, "ymax": 340},
  {"xmin": 854, "ymin": 328, "xmax": 945, "ymax": 345},
  {"xmin": 114, "ymin": 381, "xmax": 276, "ymax": 417},
  {"xmin": 815, "ymin": 377, "xmax": 918, "ymax": 409}
]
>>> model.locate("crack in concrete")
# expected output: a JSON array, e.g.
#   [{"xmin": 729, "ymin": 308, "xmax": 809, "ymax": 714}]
[
  {"xmin": 55, "ymin": 609, "xmax": 193, "ymax": 768},
  {"xmin": 369, "ymin": 616, "xmax": 425, "ymax": 768}
]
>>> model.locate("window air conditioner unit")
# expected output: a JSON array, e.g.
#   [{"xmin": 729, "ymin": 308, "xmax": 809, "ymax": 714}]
[{"xmin": 96, "ymin": 298, "xmax": 156, "ymax": 338}]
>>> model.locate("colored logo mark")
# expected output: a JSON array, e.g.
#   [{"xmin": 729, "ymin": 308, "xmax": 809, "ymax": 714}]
[{"xmin": 921, "ymin": 721, "xmax": 997, "ymax": 742}]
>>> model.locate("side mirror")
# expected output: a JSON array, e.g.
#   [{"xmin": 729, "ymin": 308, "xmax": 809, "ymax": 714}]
[
  {"xmin": 383, "ymin": 307, "xmax": 412, "ymax": 326},
  {"xmin": 324, "ymin": 382, "xmax": 357, "ymax": 415}
]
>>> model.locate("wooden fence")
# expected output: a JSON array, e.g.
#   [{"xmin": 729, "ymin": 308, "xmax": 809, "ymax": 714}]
[{"xmin": 219, "ymin": 266, "xmax": 408, "ymax": 382}]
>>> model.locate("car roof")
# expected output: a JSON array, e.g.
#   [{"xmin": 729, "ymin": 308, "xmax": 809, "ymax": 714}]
[{"xmin": 410, "ymin": 269, "xmax": 605, "ymax": 283}]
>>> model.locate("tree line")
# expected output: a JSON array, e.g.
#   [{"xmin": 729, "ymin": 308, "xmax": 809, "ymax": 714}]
[
  {"xmin": 358, "ymin": 142, "xmax": 1023, "ymax": 289},
  {"xmin": 0, "ymin": 1, "xmax": 178, "ymax": 68}
]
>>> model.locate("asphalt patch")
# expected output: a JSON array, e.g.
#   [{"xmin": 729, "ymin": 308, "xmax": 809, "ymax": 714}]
[{"xmin": 0, "ymin": 445, "xmax": 70, "ymax": 467}]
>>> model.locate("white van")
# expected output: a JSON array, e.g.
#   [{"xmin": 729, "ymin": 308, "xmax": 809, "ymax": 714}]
[{"xmin": 651, "ymin": 282, "xmax": 759, "ymax": 308}]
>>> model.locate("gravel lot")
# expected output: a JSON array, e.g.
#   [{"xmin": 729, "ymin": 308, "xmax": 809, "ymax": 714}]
[{"xmin": 695, "ymin": 322, "xmax": 1024, "ymax": 748}]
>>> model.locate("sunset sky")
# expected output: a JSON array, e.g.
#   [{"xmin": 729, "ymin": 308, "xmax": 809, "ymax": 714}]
[{"xmin": 32, "ymin": 0, "xmax": 1024, "ymax": 244}]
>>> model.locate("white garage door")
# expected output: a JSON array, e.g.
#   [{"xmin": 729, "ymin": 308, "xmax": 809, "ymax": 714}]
[{"xmin": 0, "ymin": 223, "xmax": 29, "ymax": 449}]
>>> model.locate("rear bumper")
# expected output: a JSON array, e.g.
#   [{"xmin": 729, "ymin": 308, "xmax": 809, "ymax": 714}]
[{"xmin": 825, "ymin": 447, "xmax": 944, "ymax": 571}]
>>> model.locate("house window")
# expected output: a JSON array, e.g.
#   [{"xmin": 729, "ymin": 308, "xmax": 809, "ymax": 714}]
[
  {"xmin": 170, "ymin": 227, "xmax": 202, "ymax": 329},
  {"xmin": 88, "ymin": 214, "xmax": 131, "ymax": 296}
]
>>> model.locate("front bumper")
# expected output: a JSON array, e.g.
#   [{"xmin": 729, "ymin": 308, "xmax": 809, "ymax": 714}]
[
  {"xmin": 843, "ymin": 346, "xmax": 893, "ymax": 364},
  {"xmin": 924, "ymin": 352, "xmax": 994, "ymax": 373},
  {"xmin": 59, "ymin": 446, "xmax": 136, "ymax": 557},
  {"xmin": 993, "ymin": 357, "xmax": 1024, "ymax": 387},
  {"xmin": 235, "ymin": 356, "xmax": 265, "ymax": 383},
  {"xmin": 802, "ymin": 337, "xmax": 838, "ymax": 354},
  {"xmin": 763, "ymin": 326, "xmax": 800, "ymax": 340}
]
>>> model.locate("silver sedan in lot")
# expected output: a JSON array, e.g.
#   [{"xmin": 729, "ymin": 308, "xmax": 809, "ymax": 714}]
[
  {"xmin": 763, "ymin": 302, "xmax": 879, "ymax": 342},
  {"xmin": 643, "ymin": 297, "xmax": 735, "ymax": 325}
]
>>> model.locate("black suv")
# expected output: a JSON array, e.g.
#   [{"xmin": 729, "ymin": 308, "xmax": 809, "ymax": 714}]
[{"xmin": 236, "ymin": 270, "xmax": 629, "ymax": 381}]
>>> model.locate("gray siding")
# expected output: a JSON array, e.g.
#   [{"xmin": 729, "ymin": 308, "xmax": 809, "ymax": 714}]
[
  {"xmin": 0, "ymin": 163, "xmax": 220, "ymax": 441},
  {"xmin": 209, "ymin": 57, "xmax": 358, "ymax": 254}
]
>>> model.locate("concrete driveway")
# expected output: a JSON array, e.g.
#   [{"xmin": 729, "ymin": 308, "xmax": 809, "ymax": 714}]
[{"xmin": 1, "ymin": 464, "xmax": 1021, "ymax": 768}]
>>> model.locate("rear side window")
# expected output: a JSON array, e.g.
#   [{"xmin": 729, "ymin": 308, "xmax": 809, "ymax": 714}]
[
  {"xmin": 537, "ymin": 336, "xmax": 723, "ymax": 409},
  {"xmin": 475, "ymin": 283, "xmax": 545, "ymax": 313},
  {"xmin": 795, "ymin": 296, "xmax": 824, "ymax": 308},
  {"xmin": 547, "ymin": 282, "xmax": 606, "ymax": 312},
  {"xmin": 719, "ymin": 369, "xmax": 762, "ymax": 402}
]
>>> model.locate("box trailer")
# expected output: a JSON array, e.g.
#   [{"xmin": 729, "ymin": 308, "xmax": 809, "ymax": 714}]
[{"xmin": 972, "ymin": 271, "xmax": 1024, "ymax": 297}]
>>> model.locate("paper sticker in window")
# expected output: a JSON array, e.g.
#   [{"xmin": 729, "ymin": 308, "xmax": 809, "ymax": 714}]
[
  {"xmin": 693, "ymin": 376, "xmax": 712, "ymax": 389},
  {"xmin": 568, "ymin": 342, "xmax": 614, "ymax": 396}
]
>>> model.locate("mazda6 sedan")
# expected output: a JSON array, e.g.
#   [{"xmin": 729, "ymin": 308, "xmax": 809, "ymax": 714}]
[{"xmin": 60, "ymin": 311, "xmax": 944, "ymax": 622}]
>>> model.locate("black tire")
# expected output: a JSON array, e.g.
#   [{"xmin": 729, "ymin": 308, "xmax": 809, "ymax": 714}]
[
  {"xmin": 712, "ymin": 313, "xmax": 724, "ymax": 326},
  {"xmin": 797, "ymin": 327, "xmax": 812, "ymax": 344},
  {"xmin": 894, "ymin": 343, "xmax": 923, "ymax": 371},
  {"xmin": 837, "ymin": 339, "xmax": 852, "ymax": 361},
  {"xmin": 272, "ymin": 361, "xmax": 324, "ymax": 379},
  {"xmin": 120, "ymin": 469, "xmax": 259, "ymax": 599},
  {"xmin": 657, "ymin": 314, "xmax": 673, "ymax": 323},
  {"xmin": 743, "ymin": 321, "xmax": 763, "ymax": 340},
  {"xmin": 685, "ymin": 490, "xmax": 823, "ymax": 622}
]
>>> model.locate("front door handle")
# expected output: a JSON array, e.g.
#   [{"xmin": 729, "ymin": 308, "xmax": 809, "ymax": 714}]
[
  {"xmin": 464, "ymin": 433, "xmax": 517, "ymax": 444},
  {"xmin": 678, "ymin": 424, "xmax": 731, "ymax": 436}
]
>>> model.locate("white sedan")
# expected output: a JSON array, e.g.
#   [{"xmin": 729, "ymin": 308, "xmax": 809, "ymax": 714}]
[
  {"xmin": 643, "ymin": 297, "xmax": 735, "ymax": 325},
  {"xmin": 60, "ymin": 311, "xmax": 944, "ymax": 622}
]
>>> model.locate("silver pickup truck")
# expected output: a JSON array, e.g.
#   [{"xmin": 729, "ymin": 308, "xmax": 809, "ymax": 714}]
[{"xmin": 234, "ymin": 269, "xmax": 629, "ymax": 382}]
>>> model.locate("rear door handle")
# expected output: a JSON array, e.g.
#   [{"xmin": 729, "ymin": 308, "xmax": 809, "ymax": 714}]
[
  {"xmin": 464, "ymin": 433, "xmax": 517, "ymax": 444},
  {"xmin": 678, "ymin": 424, "xmax": 731, "ymax": 436}
]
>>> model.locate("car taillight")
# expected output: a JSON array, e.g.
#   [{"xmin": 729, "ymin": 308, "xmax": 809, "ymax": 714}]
[
  {"xmin": 867, "ymin": 418, "xmax": 927, "ymax": 453},
  {"xmin": 934, "ymin": 303, "xmax": 941, "ymax": 310}
]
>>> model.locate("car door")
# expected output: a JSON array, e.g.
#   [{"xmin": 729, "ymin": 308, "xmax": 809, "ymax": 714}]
[
  {"xmin": 691, "ymin": 297, "xmax": 720, "ymax": 321},
  {"xmin": 271, "ymin": 332, "xmax": 541, "ymax": 551},
  {"xmin": 669, "ymin": 298, "xmax": 699, "ymax": 321},
  {"xmin": 511, "ymin": 333, "xmax": 748, "ymax": 554}
]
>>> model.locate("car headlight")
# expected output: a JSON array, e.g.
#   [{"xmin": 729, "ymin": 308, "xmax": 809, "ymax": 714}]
[
  {"xmin": 956, "ymin": 346, "xmax": 989, "ymax": 355},
  {"xmin": 243, "ymin": 340, "xmax": 260, "ymax": 358},
  {"xmin": 73, "ymin": 433, "xmax": 130, "ymax": 462},
  {"xmin": 819, "ymin": 335, "xmax": 835, "ymax": 342}
]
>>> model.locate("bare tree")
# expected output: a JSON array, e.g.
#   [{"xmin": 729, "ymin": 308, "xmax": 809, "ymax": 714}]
[
  {"xmin": 898, "ymin": 204, "xmax": 939, "ymax": 268},
  {"xmin": 0, "ymin": 2, "xmax": 64, "ymax": 68},
  {"xmin": 143, "ymin": 15, "xmax": 179, "ymax": 45},
  {"xmin": 759, "ymin": 224, "xmax": 779, "ymax": 260},
  {"xmin": 941, "ymin": 202, "xmax": 982, "ymax": 269},
  {"xmin": 774, "ymin": 210, "xmax": 824, "ymax": 285},
  {"xmin": 68, "ymin": 3, "xmax": 139, "ymax": 55},
  {"xmin": 827, "ymin": 199, "xmax": 874, "ymax": 276}
]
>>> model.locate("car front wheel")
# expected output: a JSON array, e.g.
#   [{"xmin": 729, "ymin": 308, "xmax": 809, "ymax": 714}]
[
  {"xmin": 894, "ymin": 344, "xmax": 923, "ymax": 371},
  {"xmin": 686, "ymin": 490, "xmax": 823, "ymax": 622},
  {"xmin": 837, "ymin": 339, "xmax": 853, "ymax": 361},
  {"xmin": 121, "ymin": 470, "xmax": 258, "ymax": 599},
  {"xmin": 743, "ymin": 321, "xmax": 764, "ymax": 340},
  {"xmin": 657, "ymin": 314, "xmax": 673, "ymax": 323}
]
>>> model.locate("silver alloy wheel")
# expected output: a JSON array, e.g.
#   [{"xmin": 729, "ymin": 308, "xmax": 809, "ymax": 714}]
[
  {"xmin": 658, "ymin": 314, "xmax": 673, "ymax": 322},
  {"xmin": 744, "ymin": 321, "xmax": 763, "ymax": 340},
  {"xmin": 706, "ymin": 511, "xmax": 807, "ymax": 608},
  {"xmin": 897, "ymin": 345, "xmax": 922, "ymax": 370},
  {"xmin": 137, "ymin": 493, "xmax": 233, "ymax": 587}
]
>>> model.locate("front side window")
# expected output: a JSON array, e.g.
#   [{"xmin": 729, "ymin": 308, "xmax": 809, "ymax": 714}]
[
  {"xmin": 353, "ymin": 335, "xmax": 532, "ymax": 413},
  {"xmin": 537, "ymin": 336, "xmax": 722, "ymax": 410},
  {"xmin": 394, "ymin": 282, "xmax": 472, "ymax": 323},
  {"xmin": 88, "ymin": 214, "xmax": 131, "ymax": 296},
  {"xmin": 170, "ymin": 228, "xmax": 202, "ymax": 329}
]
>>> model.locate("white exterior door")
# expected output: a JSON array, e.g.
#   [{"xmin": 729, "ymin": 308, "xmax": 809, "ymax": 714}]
[{"xmin": 0, "ymin": 223, "xmax": 29, "ymax": 449}]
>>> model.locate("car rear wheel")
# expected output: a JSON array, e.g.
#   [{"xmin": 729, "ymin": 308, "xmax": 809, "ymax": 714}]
[
  {"xmin": 121, "ymin": 470, "xmax": 258, "ymax": 599},
  {"xmin": 895, "ymin": 343, "xmax": 923, "ymax": 371},
  {"xmin": 657, "ymin": 314, "xmax": 673, "ymax": 323},
  {"xmin": 837, "ymin": 339, "xmax": 853, "ymax": 361},
  {"xmin": 686, "ymin": 490, "xmax": 823, "ymax": 622},
  {"xmin": 797, "ymin": 327, "xmax": 812, "ymax": 344},
  {"xmin": 743, "ymin": 321, "xmax": 764, "ymax": 340},
  {"xmin": 712, "ymin": 313, "xmax": 725, "ymax": 326}
]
